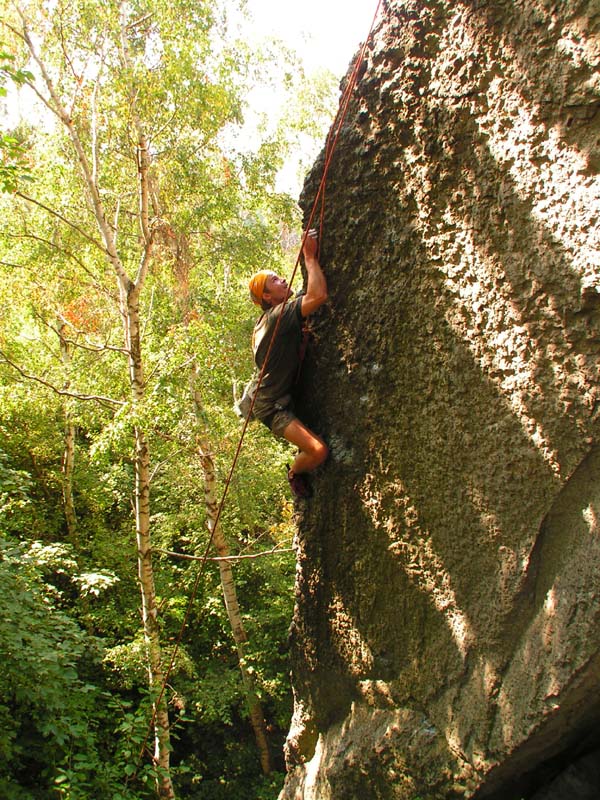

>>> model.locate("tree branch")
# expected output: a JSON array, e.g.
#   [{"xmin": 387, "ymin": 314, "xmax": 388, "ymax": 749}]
[
  {"xmin": 15, "ymin": 191, "xmax": 106, "ymax": 252},
  {"xmin": 149, "ymin": 448, "xmax": 188, "ymax": 482},
  {"xmin": 8, "ymin": 230, "xmax": 118, "ymax": 301},
  {"xmin": 0, "ymin": 259, "xmax": 26, "ymax": 270},
  {"xmin": 59, "ymin": 333, "xmax": 130, "ymax": 356},
  {"xmin": 118, "ymin": 3, "xmax": 154, "ymax": 291},
  {"xmin": 42, "ymin": 313, "xmax": 130, "ymax": 356},
  {"xmin": 125, "ymin": 11, "xmax": 154, "ymax": 31},
  {"xmin": 15, "ymin": 6, "xmax": 133, "ymax": 293},
  {"xmin": 0, "ymin": 350, "xmax": 123, "ymax": 408},
  {"xmin": 155, "ymin": 546, "xmax": 294, "ymax": 563},
  {"xmin": 31, "ymin": 306, "xmax": 129, "ymax": 356},
  {"xmin": 91, "ymin": 72, "xmax": 100, "ymax": 187}
]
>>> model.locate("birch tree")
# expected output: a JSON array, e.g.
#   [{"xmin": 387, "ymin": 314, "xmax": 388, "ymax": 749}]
[
  {"xmin": 10, "ymin": 5, "xmax": 174, "ymax": 793},
  {"xmin": 1, "ymin": 0, "xmax": 339, "ymax": 792},
  {"xmin": 2, "ymin": 0, "xmax": 250, "ymax": 794},
  {"xmin": 170, "ymin": 231, "xmax": 273, "ymax": 773},
  {"xmin": 57, "ymin": 319, "xmax": 78, "ymax": 542}
]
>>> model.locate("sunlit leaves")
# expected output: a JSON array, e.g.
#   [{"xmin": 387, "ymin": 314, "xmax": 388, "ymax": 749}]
[
  {"xmin": 0, "ymin": 0, "xmax": 340, "ymax": 794},
  {"xmin": 0, "ymin": 51, "xmax": 34, "ymax": 192}
]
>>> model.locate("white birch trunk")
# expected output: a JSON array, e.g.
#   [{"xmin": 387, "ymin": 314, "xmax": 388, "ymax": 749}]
[
  {"xmin": 126, "ymin": 292, "xmax": 175, "ymax": 799},
  {"xmin": 18, "ymin": 11, "xmax": 176, "ymax": 795},
  {"xmin": 190, "ymin": 368, "xmax": 273, "ymax": 775},
  {"xmin": 173, "ymin": 231, "xmax": 273, "ymax": 773},
  {"xmin": 58, "ymin": 321, "xmax": 77, "ymax": 542}
]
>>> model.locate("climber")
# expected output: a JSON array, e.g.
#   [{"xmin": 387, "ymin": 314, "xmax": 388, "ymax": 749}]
[{"xmin": 247, "ymin": 230, "xmax": 329, "ymax": 498}]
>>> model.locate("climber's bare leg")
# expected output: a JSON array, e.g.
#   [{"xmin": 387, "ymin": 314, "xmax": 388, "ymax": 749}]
[{"xmin": 282, "ymin": 419, "xmax": 329, "ymax": 474}]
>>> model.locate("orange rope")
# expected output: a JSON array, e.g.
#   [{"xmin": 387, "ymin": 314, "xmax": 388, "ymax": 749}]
[{"xmin": 134, "ymin": 0, "xmax": 383, "ymax": 776}]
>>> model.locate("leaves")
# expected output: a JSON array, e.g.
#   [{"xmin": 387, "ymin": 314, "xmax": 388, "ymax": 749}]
[
  {"xmin": 0, "ymin": 52, "xmax": 34, "ymax": 193},
  {"xmin": 0, "ymin": 0, "xmax": 340, "ymax": 795},
  {"xmin": 0, "ymin": 538, "xmax": 144, "ymax": 798}
]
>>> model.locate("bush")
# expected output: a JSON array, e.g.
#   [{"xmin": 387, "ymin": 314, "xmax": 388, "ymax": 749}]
[{"xmin": 0, "ymin": 538, "xmax": 153, "ymax": 799}]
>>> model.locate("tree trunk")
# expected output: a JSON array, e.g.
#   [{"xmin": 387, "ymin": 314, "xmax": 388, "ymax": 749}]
[
  {"xmin": 58, "ymin": 321, "xmax": 77, "ymax": 543},
  {"xmin": 173, "ymin": 227, "xmax": 272, "ymax": 773},
  {"xmin": 126, "ymin": 291, "xmax": 175, "ymax": 800},
  {"xmin": 191, "ymin": 369, "xmax": 273, "ymax": 775},
  {"xmin": 19, "ymin": 7, "xmax": 176, "ymax": 796}
]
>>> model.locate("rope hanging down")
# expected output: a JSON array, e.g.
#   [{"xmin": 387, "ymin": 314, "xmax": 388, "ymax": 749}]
[{"xmin": 135, "ymin": 0, "xmax": 384, "ymax": 773}]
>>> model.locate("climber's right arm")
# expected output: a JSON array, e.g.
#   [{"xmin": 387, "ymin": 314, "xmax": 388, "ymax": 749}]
[{"xmin": 300, "ymin": 230, "xmax": 328, "ymax": 317}]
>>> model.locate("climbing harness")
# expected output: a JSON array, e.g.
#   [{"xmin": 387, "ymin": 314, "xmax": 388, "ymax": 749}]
[{"xmin": 134, "ymin": 0, "xmax": 384, "ymax": 775}]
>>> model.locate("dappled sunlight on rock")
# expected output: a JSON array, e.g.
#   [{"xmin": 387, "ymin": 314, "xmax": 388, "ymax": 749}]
[
  {"xmin": 281, "ymin": 1, "xmax": 600, "ymax": 798},
  {"xmin": 327, "ymin": 591, "xmax": 375, "ymax": 676},
  {"xmin": 359, "ymin": 471, "xmax": 475, "ymax": 658}
]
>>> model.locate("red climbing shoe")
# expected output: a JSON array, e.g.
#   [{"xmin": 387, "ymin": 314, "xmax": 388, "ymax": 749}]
[{"xmin": 287, "ymin": 466, "xmax": 312, "ymax": 499}]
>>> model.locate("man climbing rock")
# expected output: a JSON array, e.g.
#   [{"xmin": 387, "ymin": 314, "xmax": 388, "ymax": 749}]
[{"xmin": 247, "ymin": 230, "xmax": 329, "ymax": 498}]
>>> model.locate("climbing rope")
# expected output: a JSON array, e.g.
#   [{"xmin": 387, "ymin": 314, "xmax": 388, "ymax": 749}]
[{"xmin": 134, "ymin": 0, "xmax": 384, "ymax": 775}]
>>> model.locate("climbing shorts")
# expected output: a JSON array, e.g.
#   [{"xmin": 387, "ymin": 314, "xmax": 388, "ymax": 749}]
[{"xmin": 259, "ymin": 402, "xmax": 297, "ymax": 439}]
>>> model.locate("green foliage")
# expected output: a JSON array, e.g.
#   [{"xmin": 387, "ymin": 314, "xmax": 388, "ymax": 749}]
[
  {"xmin": 0, "ymin": 447, "xmax": 34, "ymax": 535},
  {"xmin": 0, "ymin": 0, "xmax": 341, "ymax": 795},
  {"xmin": 0, "ymin": 50, "xmax": 34, "ymax": 193},
  {"xmin": 176, "ymin": 748, "xmax": 285, "ymax": 800},
  {"xmin": 0, "ymin": 384, "xmax": 66, "ymax": 541},
  {"xmin": 0, "ymin": 538, "xmax": 157, "ymax": 799}
]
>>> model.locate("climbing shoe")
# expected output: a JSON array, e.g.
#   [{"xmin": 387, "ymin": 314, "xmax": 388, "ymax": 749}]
[{"xmin": 287, "ymin": 465, "xmax": 312, "ymax": 499}]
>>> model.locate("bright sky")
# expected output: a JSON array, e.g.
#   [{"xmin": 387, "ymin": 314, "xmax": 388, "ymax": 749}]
[
  {"xmin": 238, "ymin": 0, "xmax": 381, "ymax": 194},
  {"xmin": 243, "ymin": 0, "xmax": 379, "ymax": 76}
]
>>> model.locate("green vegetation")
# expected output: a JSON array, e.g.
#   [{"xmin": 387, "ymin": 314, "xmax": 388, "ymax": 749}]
[{"xmin": 0, "ymin": 0, "xmax": 337, "ymax": 796}]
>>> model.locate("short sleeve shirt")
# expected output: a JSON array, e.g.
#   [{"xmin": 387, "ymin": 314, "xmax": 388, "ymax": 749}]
[{"xmin": 251, "ymin": 295, "xmax": 304, "ymax": 419}]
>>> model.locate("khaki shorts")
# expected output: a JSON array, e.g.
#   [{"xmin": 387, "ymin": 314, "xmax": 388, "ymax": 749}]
[{"xmin": 260, "ymin": 405, "xmax": 296, "ymax": 439}]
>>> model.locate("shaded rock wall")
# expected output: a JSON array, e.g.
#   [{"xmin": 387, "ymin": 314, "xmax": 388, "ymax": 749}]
[{"xmin": 282, "ymin": 1, "xmax": 600, "ymax": 798}]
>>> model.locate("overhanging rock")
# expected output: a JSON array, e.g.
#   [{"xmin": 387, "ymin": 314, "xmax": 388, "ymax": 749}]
[{"xmin": 281, "ymin": 1, "xmax": 600, "ymax": 798}]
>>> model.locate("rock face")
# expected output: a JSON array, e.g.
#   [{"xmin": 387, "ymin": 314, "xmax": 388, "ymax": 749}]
[{"xmin": 281, "ymin": 1, "xmax": 600, "ymax": 798}]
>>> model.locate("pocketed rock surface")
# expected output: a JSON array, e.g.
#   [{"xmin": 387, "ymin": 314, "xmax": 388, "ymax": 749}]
[{"xmin": 281, "ymin": 1, "xmax": 600, "ymax": 798}]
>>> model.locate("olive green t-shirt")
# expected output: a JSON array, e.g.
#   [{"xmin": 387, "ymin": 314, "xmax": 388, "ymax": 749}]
[{"xmin": 251, "ymin": 295, "xmax": 304, "ymax": 420}]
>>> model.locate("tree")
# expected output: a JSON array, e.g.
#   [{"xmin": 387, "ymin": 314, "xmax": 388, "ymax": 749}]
[
  {"xmin": 170, "ymin": 227, "xmax": 273, "ymax": 774},
  {"xmin": 56, "ymin": 319, "xmax": 78, "ymax": 542},
  {"xmin": 2, "ymin": 0, "xmax": 250, "ymax": 791},
  {"xmin": 10, "ymin": 4, "xmax": 177, "ymax": 792},
  {"xmin": 0, "ymin": 0, "xmax": 340, "ymax": 794}
]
